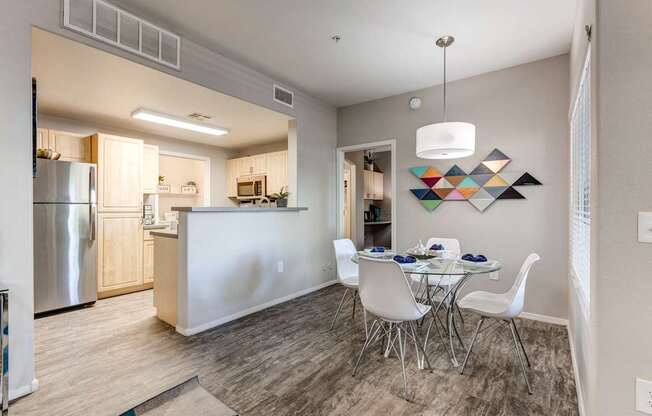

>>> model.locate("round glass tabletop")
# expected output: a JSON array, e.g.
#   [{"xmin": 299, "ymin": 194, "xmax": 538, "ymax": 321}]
[{"xmin": 353, "ymin": 252, "xmax": 502, "ymax": 276}]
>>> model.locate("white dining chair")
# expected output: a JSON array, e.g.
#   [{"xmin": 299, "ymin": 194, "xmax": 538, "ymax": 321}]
[
  {"xmin": 457, "ymin": 253, "xmax": 541, "ymax": 394},
  {"xmin": 331, "ymin": 239, "xmax": 367, "ymax": 336},
  {"xmin": 353, "ymin": 256, "xmax": 433, "ymax": 399}
]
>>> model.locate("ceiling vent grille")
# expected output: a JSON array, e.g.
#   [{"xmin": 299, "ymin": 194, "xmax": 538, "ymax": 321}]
[
  {"xmin": 63, "ymin": 0, "xmax": 180, "ymax": 70},
  {"xmin": 273, "ymin": 84, "xmax": 294, "ymax": 108}
]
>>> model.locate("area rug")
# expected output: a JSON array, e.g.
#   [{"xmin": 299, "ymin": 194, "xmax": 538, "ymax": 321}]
[{"xmin": 119, "ymin": 376, "xmax": 238, "ymax": 416}]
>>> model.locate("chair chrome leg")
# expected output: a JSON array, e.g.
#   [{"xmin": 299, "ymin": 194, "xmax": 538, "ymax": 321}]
[
  {"xmin": 451, "ymin": 312, "xmax": 466, "ymax": 350},
  {"xmin": 353, "ymin": 320, "xmax": 381, "ymax": 376},
  {"xmin": 409, "ymin": 321, "xmax": 433, "ymax": 371},
  {"xmin": 384, "ymin": 323, "xmax": 395, "ymax": 358},
  {"xmin": 511, "ymin": 319, "xmax": 531, "ymax": 368},
  {"xmin": 455, "ymin": 304, "xmax": 465, "ymax": 329},
  {"xmin": 329, "ymin": 288, "xmax": 349, "ymax": 330},
  {"xmin": 509, "ymin": 319, "xmax": 533, "ymax": 394},
  {"xmin": 363, "ymin": 308, "xmax": 369, "ymax": 339},
  {"xmin": 352, "ymin": 290, "xmax": 357, "ymax": 321},
  {"xmin": 396, "ymin": 324, "xmax": 409, "ymax": 400},
  {"xmin": 460, "ymin": 317, "xmax": 484, "ymax": 375}
]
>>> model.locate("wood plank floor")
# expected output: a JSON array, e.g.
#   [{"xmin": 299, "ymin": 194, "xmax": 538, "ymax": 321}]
[{"xmin": 12, "ymin": 286, "xmax": 578, "ymax": 415}]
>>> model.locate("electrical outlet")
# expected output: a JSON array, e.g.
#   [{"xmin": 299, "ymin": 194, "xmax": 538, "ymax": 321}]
[
  {"xmin": 636, "ymin": 377, "xmax": 652, "ymax": 414},
  {"xmin": 277, "ymin": 260, "xmax": 284, "ymax": 273}
]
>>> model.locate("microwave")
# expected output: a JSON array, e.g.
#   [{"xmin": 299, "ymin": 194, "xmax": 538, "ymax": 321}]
[{"xmin": 237, "ymin": 175, "xmax": 266, "ymax": 199}]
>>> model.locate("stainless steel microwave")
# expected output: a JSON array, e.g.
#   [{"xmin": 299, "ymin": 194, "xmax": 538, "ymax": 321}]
[{"xmin": 237, "ymin": 175, "xmax": 266, "ymax": 198}]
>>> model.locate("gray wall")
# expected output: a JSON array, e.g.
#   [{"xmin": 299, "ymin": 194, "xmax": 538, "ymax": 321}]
[
  {"xmin": 595, "ymin": 1, "xmax": 652, "ymax": 414},
  {"xmin": 338, "ymin": 55, "xmax": 570, "ymax": 319},
  {"xmin": 1, "ymin": 2, "xmax": 336, "ymax": 399},
  {"xmin": 38, "ymin": 114, "xmax": 235, "ymax": 206}
]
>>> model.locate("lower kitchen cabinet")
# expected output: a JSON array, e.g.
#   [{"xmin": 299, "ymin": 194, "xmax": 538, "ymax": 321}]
[
  {"xmin": 143, "ymin": 238, "xmax": 154, "ymax": 284},
  {"xmin": 97, "ymin": 213, "xmax": 144, "ymax": 298}
]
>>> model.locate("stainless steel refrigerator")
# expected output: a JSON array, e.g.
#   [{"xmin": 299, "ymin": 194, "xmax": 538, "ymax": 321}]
[{"xmin": 33, "ymin": 159, "xmax": 97, "ymax": 314}]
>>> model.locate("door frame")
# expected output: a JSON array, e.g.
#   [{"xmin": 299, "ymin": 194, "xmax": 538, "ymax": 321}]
[{"xmin": 336, "ymin": 139, "xmax": 397, "ymax": 250}]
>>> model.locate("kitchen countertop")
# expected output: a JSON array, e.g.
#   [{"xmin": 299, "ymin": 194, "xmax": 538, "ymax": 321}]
[
  {"xmin": 364, "ymin": 221, "xmax": 392, "ymax": 225},
  {"xmin": 150, "ymin": 230, "xmax": 178, "ymax": 239},
  {"xmin": 172, "ymin": 207, "xmax": 308, "ymax": 213},
  {"xmin": 144, "ymin": 223, "xmax": 169, "ymax": 230}
]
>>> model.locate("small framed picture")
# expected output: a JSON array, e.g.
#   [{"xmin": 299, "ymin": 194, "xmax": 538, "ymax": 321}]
[
  {"xmin": 181, "ymin": 185, "xmax": 197, "ymax": 194},
  {"xmin": 157, "ymin": 184, "xmax": 171, "ymax": 193}
]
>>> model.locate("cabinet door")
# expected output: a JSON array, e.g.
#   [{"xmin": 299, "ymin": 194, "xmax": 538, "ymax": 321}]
[
  {"xmin": 226, "ymin": 159, "xmax": 238, "ymax": 197},
  {"xmin": 237, "ymin": 157, "xmax": 252, "ymax": 176},
  {"xmin": 50, "ymin": 130, "xmax": 91, "ymax": 162},
  {"xmin": 36, "ymin": 128, "xmax": 49, "ymax": 149},
  {"xmin": 143, "ymin": 144, "xmax": 159, "ymax": 194},
  {"xmin": 93, "ymin": 134, "xmax": 143, "ymax": 212},
  {"xmin": 251, "ymin": 154, "xmax": 267, "ymax": 175},
  {"xmin": 373, "ymin": 172, "xmax": 384, "ymax": 200},
  {"xmin": 265, "ymin": 151, "xmax": 287, "ymax": 195},
  {"xmin": 143, "ymin": 239, "xmax": 154, "ymax": 284},
  {"xmin": 97, "ymin": 213, "xmax": 143, "ymax": 293},
  {"xmin": 363, "ymin": 170, "xmax": 373, "ymax": 200}
]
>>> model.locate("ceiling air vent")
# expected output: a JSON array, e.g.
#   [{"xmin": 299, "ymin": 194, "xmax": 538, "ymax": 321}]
[
  {"xmin": 273, "ymin": 85, "xmax": 294, "ymax": 108},
  {"xmin": 63, "ymin": 0, "xmax": 181, "ymax": 70}
]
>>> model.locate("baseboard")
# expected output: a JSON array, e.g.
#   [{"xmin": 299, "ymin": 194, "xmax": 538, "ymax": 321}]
[
  {"xmin": 176, "ymin": 279, "xmax": 338, "ymax": 336},
  {"xmin": 519, "ymin": 311, "xmax": 569, "ymax": 326},
  {"xmin": 567, "ymin": 326, "xmax": 586, "ymax": 416},
  {"xmin": 9, "ymin": 378, "xmax": 39, "ymax": 401}
]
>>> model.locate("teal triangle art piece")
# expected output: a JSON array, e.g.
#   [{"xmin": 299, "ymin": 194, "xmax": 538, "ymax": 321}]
[
  {"xmin": 410, "ymin": 166, "xmax": 429, "ymax": 178},
  {"xmin": 410, "ymin": 189, "xmax": 430, "ymax": 200},
  {"xmin": 444, "ymin": 165, "xmax": 467, "ymax": 177},
  {"xmin": 483, "ymin": 148, "xmax": 511, "ymax": 162},
  {"xmin": 457, "ymin": 176, "xmax": 479, "ymax": 188},
  {"xmin": 513, "ymin": 172, "xmax": 542, "ymax": 186}
]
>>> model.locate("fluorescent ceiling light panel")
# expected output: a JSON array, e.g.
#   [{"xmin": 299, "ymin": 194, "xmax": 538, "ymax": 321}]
[{"xmin": 131, "ymin": 108, "xmax": 229, "ymax": 136}]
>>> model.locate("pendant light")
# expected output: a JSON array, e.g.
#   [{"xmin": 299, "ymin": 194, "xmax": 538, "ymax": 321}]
[{"xmin": 416, "ymin": 36, "xmax": 475, "ymax": 159}]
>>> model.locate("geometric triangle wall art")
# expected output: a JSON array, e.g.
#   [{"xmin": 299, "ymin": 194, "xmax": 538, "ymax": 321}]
[{"xmin": 409, "ymin": 148, "xmax": 542, "ymax": 212}]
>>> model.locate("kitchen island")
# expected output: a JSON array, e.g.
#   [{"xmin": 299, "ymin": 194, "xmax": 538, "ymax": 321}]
[{"xmin": 153, "ymin": 206, "xmax": 335, "ymax": 336}]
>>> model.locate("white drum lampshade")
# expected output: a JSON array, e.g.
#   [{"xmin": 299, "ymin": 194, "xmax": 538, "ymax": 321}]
[{"xmin": 416, "ymin": 121, "xmax": 475, "ymax": 159}]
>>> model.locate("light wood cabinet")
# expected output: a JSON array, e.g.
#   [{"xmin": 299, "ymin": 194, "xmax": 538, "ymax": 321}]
[
  {"xmin": 143, "ymin": 238, "xmax": 154, "ymax": 284},
  {"xmin": 226, "ymin": 159, "xmax": 238, "ymax": 197},
  {"xmin": 265, "ymin": 150, "xmax": 288, "ymax": 195},
  {"xmin": 251, "ymin": 154, "xmax": 267, "ymax": 174},
  {"xmin": 36, "ymin": 128, "xmax": 49, "ymax": 150},
  {"xmin": 363, "ymin": 169, "xmax": 384, "ymax": 200},
  {"xmin": 49, "ymin": 130, "xmax": 91, "ymax": 162},
  {"xmin": 97, "ymin": 213, "xmax": 143, "ymax": 296},
  {"xmin": 143, "ymin": 144, "xmax": 159, "ymax": 194},
  {"xmin": 92, "ymin": 134, "xmax": 143, "ymax": 212}
]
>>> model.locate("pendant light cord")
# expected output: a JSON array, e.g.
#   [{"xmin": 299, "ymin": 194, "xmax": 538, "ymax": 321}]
[{"xmin": 443, "ymin": 44, "xmax": 447, "ymax": 122}]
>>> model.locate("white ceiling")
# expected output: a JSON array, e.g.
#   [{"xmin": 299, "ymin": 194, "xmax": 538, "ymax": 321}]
[
  {"xmin": 32, "ymin": 29, "xmax": 291, "ymax": 149},
  {"xmin": 112, "ymin": 0, "xmax": 577, "ymax": 107}
]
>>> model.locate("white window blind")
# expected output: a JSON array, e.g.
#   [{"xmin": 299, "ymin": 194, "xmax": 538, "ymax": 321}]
[{"xmin": 570, "ymin": 49, "xmax": 591, "ymax": 315}]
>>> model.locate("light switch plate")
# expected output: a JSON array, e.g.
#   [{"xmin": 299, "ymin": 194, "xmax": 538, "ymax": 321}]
[
  {"xmin": 636, "ymin": 377, "xmax": 652, "ymax": 414},
  {"xmin": 638, "ymin": 212, "xmax": 652, "ymax": 243}
]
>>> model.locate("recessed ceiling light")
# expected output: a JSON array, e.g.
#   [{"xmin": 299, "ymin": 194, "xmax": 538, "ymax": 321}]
[{"xmin": 131, "ymin": 108, "xmax": 229, "ymax": 136}]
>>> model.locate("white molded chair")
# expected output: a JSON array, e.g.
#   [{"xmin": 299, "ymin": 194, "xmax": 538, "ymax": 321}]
[
  {"xmin": 353, "ymin": 256, "xmax": 433, "ymax": 399},
  {"xmin": 457, "ymin": 253, "xmax": 541, "ymax": 394},
  {"xmin": 331, "ymin": 239, "xmax": 366, "ymax": 334}
]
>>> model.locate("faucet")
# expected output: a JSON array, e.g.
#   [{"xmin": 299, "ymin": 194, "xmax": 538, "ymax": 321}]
[{"xmin": 258, "ymin": 196, "xmax": 270, "ymax": 208}]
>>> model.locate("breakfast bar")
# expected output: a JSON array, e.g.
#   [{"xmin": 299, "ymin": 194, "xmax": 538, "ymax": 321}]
[{"xmin": 153, "ymin": 206, "xmax": 313, "ymax": 336}]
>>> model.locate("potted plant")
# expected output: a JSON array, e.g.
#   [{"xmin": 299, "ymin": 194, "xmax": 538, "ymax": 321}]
[{"xmin": 272, "ymin": 186, "xmax": 289, "ymax": 208}]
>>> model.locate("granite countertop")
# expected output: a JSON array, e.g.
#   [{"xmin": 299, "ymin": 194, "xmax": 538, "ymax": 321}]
[
  {"xmin": 150, "ymin": 230, "xmax": 178, "ymax": 239},
  {"xmin": 172, "ymin": 207, "xmax": 308, "ymax": 213}
]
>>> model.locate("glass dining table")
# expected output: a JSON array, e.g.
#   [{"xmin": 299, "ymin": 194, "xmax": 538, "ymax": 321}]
[{"xmin": 353, "ymin": 251, "xmax": 502, "ymax": 367}]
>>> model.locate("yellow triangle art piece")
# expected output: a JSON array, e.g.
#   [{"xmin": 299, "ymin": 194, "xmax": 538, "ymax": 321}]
[
  {"xmin": 482, "ymin": 159, "xmax": 510, "ymax": 173},
  {"xmin": 484, "ymin": 174, "xmax": 509, "ymax": 187}
]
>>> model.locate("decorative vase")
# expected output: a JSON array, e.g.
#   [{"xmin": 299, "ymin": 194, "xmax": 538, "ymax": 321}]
[{"xmin": 276, "ymin": 198, "xmax": 288, "ymax": 208}]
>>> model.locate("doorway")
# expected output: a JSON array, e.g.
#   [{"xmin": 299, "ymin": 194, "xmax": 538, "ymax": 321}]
[{"xmin": 336, "ymin": 140, "xmax": 396, "ymax": 250}]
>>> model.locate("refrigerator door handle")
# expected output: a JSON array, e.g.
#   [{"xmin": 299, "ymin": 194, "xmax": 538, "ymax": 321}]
[
  {"xmin": 89, "ymin": 165, "xmax": 96, "ymax": 203},
  {"xmin": 90, "ymin": 204, "xmax": 96, "ymax": 241}
]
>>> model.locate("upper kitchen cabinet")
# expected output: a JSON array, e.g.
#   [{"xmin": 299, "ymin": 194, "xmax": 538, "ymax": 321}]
[
  {"xmin": 266, "ymin": 150, "xmax": 288, "ymax": 195},
  {"xmin": 143, "ymin": 144, "xmax": 159, "ymax": 194},
  {"xmin": 91, "ymin": 133, "xmax": 143, "ymax": 212},
  {"xmin": 236, "ymin": 154, "xmax": 267, "ymax": 177},
  {"xmin": 363, "ymin": 169, "xmax": 383, "ymax": 200},
  {"xmin": 36, "ymin": 128, "xmax": 91, "ymax": 162}
]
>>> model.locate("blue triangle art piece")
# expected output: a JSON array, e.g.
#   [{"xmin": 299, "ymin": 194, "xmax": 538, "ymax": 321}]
[
  {"xmin": 421, "ymin": 190, "xmax": 441, "ymax": 200},
  {"xmin": 444, "ymin": 165, "xmax": 467, "ymax": 177},
  {"xmin": 410, "ymin": 189, "xmax": 431, "ymax": 200},
  {"xmin": 483, "ymin": 148, "xmax": 511, "ymax": 162}
]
